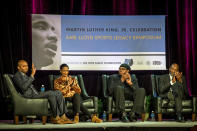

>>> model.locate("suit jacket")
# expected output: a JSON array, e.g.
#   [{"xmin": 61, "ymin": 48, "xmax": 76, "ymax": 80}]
[
  {"xmin": 108, "ymin": 74, "xmax": 139, "ymax": 96},
  {"xmin": 13, "ymin": 71, "xmax": 38, "ymax": 98},
  {"xmin": 158, "ymin": 74, "xmax": 188, "ymax": 98}
]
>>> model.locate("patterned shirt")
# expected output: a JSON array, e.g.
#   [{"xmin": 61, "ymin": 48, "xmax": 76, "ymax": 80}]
[{"xmin": 54, "ymin": 76, "xmax": 81, "ymax": 98}]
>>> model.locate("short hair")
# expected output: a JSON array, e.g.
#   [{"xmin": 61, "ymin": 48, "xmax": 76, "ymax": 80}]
[
  {"xmin": 32, "ymin": 15, "xmax": 46, "ymax": 22},
  {"xmin": 60, "ymin": 63, "xmax": 69, "ymax": 70},
  {"xmin": 170, "ymin": 63, "xmax": 179, "ymax": 70},
  {"xmin": 17, "ymin": 60, "xmax": 27, "ymax": 67}
]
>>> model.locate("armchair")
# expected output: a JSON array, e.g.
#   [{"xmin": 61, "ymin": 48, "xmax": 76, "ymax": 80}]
[
  {"xmin": 48, "ymin": 74, "xmax": 98, "ymax": 115},
  {"xmin": 151, "ymin": 74, "xmax": 196, "ymax": 121},
  {"xmin": 102, "ymin": 74, "xmax": 145, "ymax": 121},
  {"xmin": 3, "ymin": 74, "xmax": 49, "ymax": 125}
]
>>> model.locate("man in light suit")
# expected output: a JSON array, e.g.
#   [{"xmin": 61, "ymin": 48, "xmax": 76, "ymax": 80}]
[
  {"xmin": 13, "ymin": 60, "xmax": 74, "ymax": 124},
  {"xmin": 159, "ymin": 63, "xmax": 188, "ymax": 122}
]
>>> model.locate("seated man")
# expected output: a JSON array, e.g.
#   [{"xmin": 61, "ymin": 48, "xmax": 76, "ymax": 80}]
[
  {"xmin": 13, "ymin": 60, "xmax": 74, "ymax": 124},
  {"xmin": 108, "ymin": 63, "xmax": 145, "ymax": 122},
  {"xmin": 159, "ymin": 63, "xmax": 188, "ymax": 122},
  {"xmin": 54, "ymin": 64, "xmax": 102, "ymax": 123}
]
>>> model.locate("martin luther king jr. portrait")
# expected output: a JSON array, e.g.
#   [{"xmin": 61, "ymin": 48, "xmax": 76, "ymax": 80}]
[{"xmin": 32, "ymin": 14, "xmax": 61, "ymax": 70}]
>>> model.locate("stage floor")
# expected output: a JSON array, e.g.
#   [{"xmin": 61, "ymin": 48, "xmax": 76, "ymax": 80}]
[{"xmin": 0, "ymin": 120, "xmax": 197, "ymax": 130}]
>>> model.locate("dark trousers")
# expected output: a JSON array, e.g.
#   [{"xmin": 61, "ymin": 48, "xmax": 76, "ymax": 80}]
[
  {"xmin": 170, "ymin": 86, "xmax": 184, "ymax": 114},
  {"xmin": 65, "ymin": 93, "xmax": 91, "ymax": 117},
  {"xmin": 113, "ymin": 86, "xmax": 145, "ymax": 114},
  {"xmin": 31, "ymin": 90, "xmax": 67, "ymax": 117}
]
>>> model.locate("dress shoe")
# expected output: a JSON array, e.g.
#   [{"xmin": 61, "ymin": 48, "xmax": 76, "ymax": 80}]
[
  {"xmin": 91, "ymin": 115, "xmax": 103, "ymax": 123},
  {"xmin": 51, "ymin": 117, "xmax": 64, "ymax": 124},
  {"xmin": 120, "ymin": 112, "xmax": 129, "ymax": 122},
  {"xmin": 61, "ymin": 116, "xmax": 75, "ymax": 124},
  {"xmin": 120, "ymin": 115, "xmax": 130, "ymax": 122},
  {"xmin": 128, "ymin": 112, "xmax": 137, "ymax": 122},
  {"xmin": 74, "ymin": 115, "xmax": 79, "ymax": 123},
  {"xmin": 62, "ymin": 120, "xmax": 75, "ymax": 124}
]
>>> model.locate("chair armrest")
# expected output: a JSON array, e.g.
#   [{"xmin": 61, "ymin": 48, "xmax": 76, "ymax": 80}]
[
  {"xmin": 92, "ymin": 96, "xmax": 98, "ymax": 114},
  {"xmin": 77, "ymin": 74, "xmax": 91, "ymax": 99},
  {"xmin": 106, "ymin": 96, "xmax": 113, "ymax": 114}
]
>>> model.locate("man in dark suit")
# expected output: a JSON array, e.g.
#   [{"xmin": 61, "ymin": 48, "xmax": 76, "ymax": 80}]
[
  {"xmin": 13, "ymin": 60, "xmax": 74, "ymax": 124},
  {"xmin": 159, "ymin": 63, "xmax": 188, "ymax": 122},
  {"xmin": 108, "ymin": 64, "xmax": 145, "ymax": 122}
]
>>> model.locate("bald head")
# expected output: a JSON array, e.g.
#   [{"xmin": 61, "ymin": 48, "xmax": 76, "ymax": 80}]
[{"xmin": 17, "ymin": 60, "xmax": 29, "ymax": 73}]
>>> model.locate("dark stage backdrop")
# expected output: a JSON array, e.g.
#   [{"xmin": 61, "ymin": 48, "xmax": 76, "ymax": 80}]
[{"xmin": 0, "ymin": 0, "xmax": 196, "ymax": 119}]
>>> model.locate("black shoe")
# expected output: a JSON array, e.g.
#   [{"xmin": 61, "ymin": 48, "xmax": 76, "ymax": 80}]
[
  {"xmin": 120, "ymin": 112, "xmax": 129, "ymax": 122},
  {"xmin": 130, "ymin": 117, "xmax": 137, "ymax": 122},
  {"xmin": 121, "ymin": 115, "xmax": 129, "ymax": 122},
  {"xmin": 129, "ymin": 112, "xmax": 137, "ymax": 122}
]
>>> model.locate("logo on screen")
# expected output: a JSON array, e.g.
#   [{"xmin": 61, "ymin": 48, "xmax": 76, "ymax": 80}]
[
  {"xmin": 146, "ymin": 61, "xmax": 151, "ymax": 65},
  {"xmin": 137, "ymin": 61, "xmax": 143, "ymax": 65},
  {"xmin": 153, "ymin": 61, "xmax": 162, "ymax": 65},
  {"xmin": 124, "ymin": 59, "xmax": 133, "ymax": 66}
]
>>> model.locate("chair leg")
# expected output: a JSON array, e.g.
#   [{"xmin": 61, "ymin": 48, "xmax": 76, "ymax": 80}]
[
  {"xmin": 30, "ymin": 118, "xmax": 34, "ymax": 124},
  {"xmin": 23, "ymin": 116, "xmax": 27, "ymax": 124},
  {"xmin": 42, "ymin": 116, "xmax": 47, "ymax": 125},
  {"xmin": 141, "ymin": 113, "xmax": 145, "ymax": 122},
  {"xmin": 14, "ymin": 115, "xmax": 19, "ymax": 125},
  {"xmin": 50, "ymin": 116, "xmax": 53, "ymax": 123},
  {"xmin": 158, "ymin": 113, "xmax": 162, "ymax": 121},
  {"xmin": 192, "ymin": 113, "xmax": 196, "ymax": 122},
  {"xmin": 108, "ymin": 113, "xmax": 112, "ymax": 122}
]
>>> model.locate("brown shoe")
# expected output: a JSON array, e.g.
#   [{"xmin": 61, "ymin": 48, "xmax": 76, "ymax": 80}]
[
  {"xmin": 74, "ymin": 115, "xmax": 79, "ymax": 123},
  {"xmin": 92, "ymin": 115, "xmax": 103, "ymax": 123},
  {"xmin": 62, "ymin": 120, "xmax": 75, "ymax": 124},
  {"xmin": 51, "ymin": 117, "xmax": 64, "ymax": 124},
  {"xmin": 61, "ymin": 116, "xmax": 75, "ymax": 124}
]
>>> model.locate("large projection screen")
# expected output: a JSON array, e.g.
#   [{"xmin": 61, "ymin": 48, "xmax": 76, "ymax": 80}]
[{"xmin": 32, "ymin": 14, "xmax": 166, "ymax": 70}]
